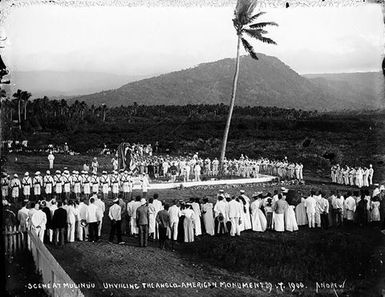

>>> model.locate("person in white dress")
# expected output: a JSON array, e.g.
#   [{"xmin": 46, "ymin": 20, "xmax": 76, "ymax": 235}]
[
  {"xmin": 370, "ymin": 198, "xmax": 381, "ymax": 225},
  {"xmin": 191, "ymin": 198, "xmax": 202, "ymax": 236},
  {"xmin": 295, "ymin": 196, "xmax": 308, "ymax": 226},
  {"xmin": 148, "ymin": 198, "xmax": 157, "ymax": 238},
  {"xmin": 240, "ymin": 190, "xmax": 252, "ymax": 230},
  {"xmin": 250, "ymin": 194, "xmax": 267, "ymax": 232},
  {"xmin": 201, "ymin": 198, "xmax": 214, "ymax": 235},
  {"xmin": 181, "ymin": 205, "xmax": 195, "ymax": 242},
  {"xmin": 285, "ymin": 202, "xmax": 298, "ymax": 232}
]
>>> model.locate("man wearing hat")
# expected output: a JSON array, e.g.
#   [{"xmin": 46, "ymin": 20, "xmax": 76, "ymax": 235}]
[
  {"xmin": 91, "ymin": 157, "xmax": 99, "ymax": 174},
  {"xmin": 82, "ymin": 171, "xmax": 91, "ymax": 199},
  {"xmin": 72, "ymin": 171, "xmax": 82, "ymax": 199},
  {"xmin": 100, "ymin": 171, "xmax": 110, "ymax": 200},
  {"xmin": 90, "ymin": 172, "xmax": 100, "ymax": 195},
  {"xmin": 22, "ymin": 172, "xmax": 32, "ymax": 201},
  {"xmin": 48, "ymin": 151, "xmax": 55, "ymax": 169},
  {"xmin": 227, "ymin": 195, "xmax": 242, "ymax": 237},
  {"xmin": 368, "ymin": 164, "xmax": 374, "ymax": 186},
  {"xmin": 136, "ymin": 198, "xmax": 149, "ymax": 247},
  {"xmin": 1, "ymin": 172, "xmax": 9, "ymax": 200},
  {"xmin": 121, "ymin": 171, "xmax": 132, "ymax": 200},
  {"xmin": 54, "ymin": 170, "xmax": 63, "ymax": 198},
  {"xmin": 10, "ymin": 174, "xmax": 21, "ymax": 202},
  {"xmin": 110, "ymin": 171, "xmax": 120, "ymax": 199},
  {"xmin": 44, "ymin": 170, "xmax": 54, "ymax": 201},
  {"xmin": 240, "ymin": 190, "xmax": 252, "ymax": 231},
  {"xmin": 61, "ymin": 170, "xmax": 71, "ymax": 200},
  {"xmin": 108, "ymin": 198, "xmax": 124, "ymax": 244},
  {"xmin": 32, "ymin": 172, "xmax": 43, "ymax": 201}
]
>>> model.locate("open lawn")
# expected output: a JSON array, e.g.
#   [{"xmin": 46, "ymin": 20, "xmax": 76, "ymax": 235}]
[{"xmin": 4, "ymin": 153, "xmax": 385, "ymax": 297}]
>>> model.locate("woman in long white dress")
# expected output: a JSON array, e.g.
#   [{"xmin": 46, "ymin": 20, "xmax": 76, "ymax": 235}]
[
  {"xmin": 295, "ymin": 197, "xmax": 308, "ymax": 226},
  {"xmin": 201, "ymin": 198, "xmax": 214, "ymax": 235},
  {"xmin": 148, "ymin": 198, "xmax": 156, "ymax": 238},
  {"xmin": 285, "ymin": 203, "xmax": 299, "ymax": 232},
  {"xmin": 182, "ymin": 205, "xmax": 195, "ymax": 242},
  {"xmin": 250, "ymin": 195, "xmax": 267, "ymax": 232},
  {"xmin": 371, "ymin": 200, "xmax": 381, "ymax": 223}
]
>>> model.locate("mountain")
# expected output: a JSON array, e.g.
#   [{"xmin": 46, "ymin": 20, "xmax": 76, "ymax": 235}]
[
  {"xmin": 304, "ymin": 72, "xmax": 384, "ymax": 110},
  {"xmin": 71, "ymin": 55, "xmax": 384, "ymax": 111},
  {"xmin": 10, "ymin": 71, "xmax": 153, "ymax": 98}
]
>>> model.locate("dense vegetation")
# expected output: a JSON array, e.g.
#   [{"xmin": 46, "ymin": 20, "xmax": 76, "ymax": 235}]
[{"xmin": 2, "ymin": 95, "xmax": 385, "ymax": 181}]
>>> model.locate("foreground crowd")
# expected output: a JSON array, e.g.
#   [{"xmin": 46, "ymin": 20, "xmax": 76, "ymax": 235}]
[{"xmin": 3, "ymin": 183, "xmax": 385, "ymax": 250}]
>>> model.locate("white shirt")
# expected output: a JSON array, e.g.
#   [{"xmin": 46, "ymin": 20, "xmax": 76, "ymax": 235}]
[
  {"xmin": 94, "ymin": 199, "xmax": 105, "ymax": 218},
  {"xmin": 86, "ymin": 203, "xmax": 99, "ymax": 223},
  {"xmin": 345, "ymin": 196, "xmax": 356, "ymax": 212},
  {"xmin": 227, "ymin": 199, "xmax": 241, "ymax": 218},
  {"xmin": 214, "ymin": 200, "xmax": 228, "ymax": 221},
  {"xmin": 31, "ymin": 210, "xmax": 47, "ymax": 230},
  {"xmin": 304, "ymin": 196, "xmax": 317, "ymax": 214},
  {"xmin": 78, "ymin": 202, "xmax": 88, "ymax": 221},
  {"xmin": 168, "ymin": 205, "xmax": 181, "ymax": 224},
  {"xmin": 109, "ymin": 204, "xmax": 122, "ymax": 221}
]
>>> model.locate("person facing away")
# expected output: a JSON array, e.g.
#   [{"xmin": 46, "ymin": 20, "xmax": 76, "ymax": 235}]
[
  {"xmin": 52, "ymin": 201, "xmax": 67, "ymax": 246},
  {"xmin": 156, "ymin": 204, "xmax": 171, "ymax": 249},
  {"xmin": 304, "ymin": 190, "xmax": 317, "ymax": 228},
  {"xmin": 86, "ymin": 197, "xmax": 100, "ymax": 242},
  {"xmin": 109, "ymin": 198, "xmax": 124, "ymax": 244},
  {"xmin": 136, "ymin": 198, "xmax": 149, "ymax": 247}
]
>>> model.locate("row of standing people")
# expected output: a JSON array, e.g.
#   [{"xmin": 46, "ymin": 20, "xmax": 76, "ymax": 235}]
[{"xmin": 331, "ymin": 164, "xmax": 374, "ymax": 188}]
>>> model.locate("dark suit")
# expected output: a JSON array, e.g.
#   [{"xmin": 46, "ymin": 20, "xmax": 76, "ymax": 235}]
[
  {"xmin": 52, "ymin": 207, "xmax": 67, "ymax": 246},
  {"xmin": 136, "ymin": 205, "xmax": 149, "ymax": 247}
]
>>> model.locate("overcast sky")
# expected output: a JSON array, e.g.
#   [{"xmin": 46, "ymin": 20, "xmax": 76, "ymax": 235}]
[{"xmin": 2, "ymin": 3, "xmax": 384, "ymax": 76}]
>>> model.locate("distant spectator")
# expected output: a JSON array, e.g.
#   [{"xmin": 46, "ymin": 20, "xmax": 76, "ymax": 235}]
[{"xmin": 48, "ymin": 151, "xmax": 55, "ymax": 169}]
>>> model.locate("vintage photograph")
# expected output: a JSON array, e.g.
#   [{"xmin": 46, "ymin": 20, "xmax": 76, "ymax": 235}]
[{"xmin": 1, "ymin": 0, "xmax": 385, "ymax": 296}]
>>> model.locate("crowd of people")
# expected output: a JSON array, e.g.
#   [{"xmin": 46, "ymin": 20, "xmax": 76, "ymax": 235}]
[
  {"xmin": 123, "ymin": 151, "xmax": 304, "ymax": 182},
  {"xmin": 331, "ymin": 164, "xmax": 374, "ymax": 188},
  {"xmin": 3, "ymin": 180, "xmax": 385, "ymax": 250}
]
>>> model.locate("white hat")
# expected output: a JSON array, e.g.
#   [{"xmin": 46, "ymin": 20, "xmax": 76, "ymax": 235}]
[
  {"xmin": 140, "ymin": 198, "xmax": 146, "ymax": 205},
  {"xmin": 56, "ymin": 170, "xmax": 61, "ymax": 174},
  {"xmin": 380, "ymin": 185, "xmax": 385, "ymax": 191},
  {"xmin": 24, "ymin": 172, "xmax": 29, "ymax": 176},
  {"xmin": 46, "ymin": 170, "xmax": 50, "ymax": 174},
  {"xmin": 113, "ymin": 198, "xmax": 119, "ymax": 203},
  {"xmin": 373, "ymin": 188, "xmax": 380, "ymax": 197},
  {"xmin": 14, "ymin": 173, "xmax": 18, "ymax": 177},
  {"xmin": 102, "ymin": 171, "xmax": 107, "ymax": 174},
  {"xmin": 240, "ymin": 190, "xmax": 245, "ymax": 194}
]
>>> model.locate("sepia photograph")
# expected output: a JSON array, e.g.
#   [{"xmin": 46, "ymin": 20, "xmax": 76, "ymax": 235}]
[{"xmin": 1, "ymin": 0, "xmax": 385, "ymax": 296}]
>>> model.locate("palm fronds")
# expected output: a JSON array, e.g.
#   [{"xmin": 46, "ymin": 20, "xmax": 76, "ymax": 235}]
[{"xmin": 241, "ymin": 38, "xmax": 258, "ymax": 60}]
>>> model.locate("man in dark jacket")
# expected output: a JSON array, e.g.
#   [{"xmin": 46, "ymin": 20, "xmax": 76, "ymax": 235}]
[
  {"xmin": 52, "ymin": 201, "xmax": 67, "ymax": 246},
  {"xmin": 136, "ymin": 198, "xmax": 149, "ymax": 247}
]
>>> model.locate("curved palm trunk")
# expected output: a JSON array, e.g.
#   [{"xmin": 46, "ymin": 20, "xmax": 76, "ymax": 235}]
[
  {"xmin": 24, "ymin": 101, "xmax": 28, "ymax": 120},
  {"xmin": 18, "ymin": 99, "xmax": 21, "ymax": 130},
  {"xmin": 219, "ymin": 34, "xmax": 241, "ymax": 170}
]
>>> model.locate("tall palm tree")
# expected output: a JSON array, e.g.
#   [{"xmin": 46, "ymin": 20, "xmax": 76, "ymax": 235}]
[
  {"xmin": 219, "ymin": 0, "xmax": 277, "ymax": 168},
  {"xmin": 12, "ymin": 89, "xmax": 23, "ymax": 130},
  {"xmin": 22, "ymin": 91, "xmax": 32, "ymax": 121}
]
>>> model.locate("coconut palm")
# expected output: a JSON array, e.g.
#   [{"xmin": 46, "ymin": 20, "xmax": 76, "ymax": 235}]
[
  {"xmin": 22, "ymin": 91, "xmax": 32, "ymax": 121},
  {"xmin": 12, "ymin": 89, "xmax": 23, "ymax": 130},
  {"xmin": 219, "ymin": 0, "xmax": 278, "ymax": 168}
]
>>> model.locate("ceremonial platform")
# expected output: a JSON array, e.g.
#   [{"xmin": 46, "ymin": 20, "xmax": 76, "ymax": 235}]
[{"xmin": 132, "ymin": 174, "xmax": 277, "ymax": 190}]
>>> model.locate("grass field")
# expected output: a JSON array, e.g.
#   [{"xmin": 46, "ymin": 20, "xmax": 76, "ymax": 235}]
[{"xmin": 3, "ymin": 153, "xmax": 385, "ymax": 297}]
